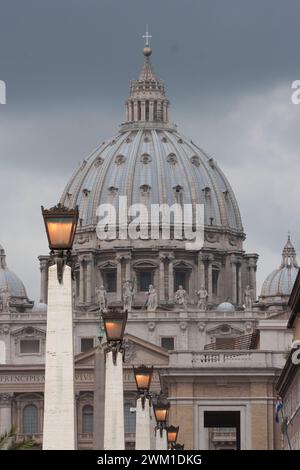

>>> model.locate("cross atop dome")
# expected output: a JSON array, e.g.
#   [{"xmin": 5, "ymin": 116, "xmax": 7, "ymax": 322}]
[{"xmin": 142, "ymin": 25, "xmax": 152, "ymax": 47}]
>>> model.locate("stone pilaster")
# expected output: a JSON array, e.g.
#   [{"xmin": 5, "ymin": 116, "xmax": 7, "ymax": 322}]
[
  {"xmin": 86, "ymin": 256, "xmax": 93, "ymax": 304},
  {"xmin": 231, "ymin": 255, "xmax": 237, "ymax": 304},
  {"xmin": 168, "ymin": 254, "xmax": 174, "ymax": 301},
  {"xmin": 124, "ymin": 253, "xmax": 132, "ymax": 281},
  {"xmin": 207, "ymin": 255, "xmax": 213, "ymax": 302},
  {"xmin": 116, "ymin": 255, "xmax": 122, "ymax": 301},
  {"xmin": 104, "ymin": 351, "xmax": 125, "ymax": 450},
  {"xmin": 0, "ymin": 393, "xmax": 13, "ymax": 435},
  {"xmin": 135, "ymin": 397, "xmax": 151, "ymax": 450},
  {"xmin": 43, "ymin": 264, "xmax": 76, "ymax": 450},
  {"xmin": 238, "ymin": 262, "xmax": 242, "ymax": 305},
  {"xmin": 248, "ymin": 256, "xmax": 258, "ymax": 301},
  {"xmin": 159, "ymin": 254, "xmax": 165, "ymax": 301},
  {"xmin": 79, "ymin": 256, "xmax": 85, "ymax": 304}
]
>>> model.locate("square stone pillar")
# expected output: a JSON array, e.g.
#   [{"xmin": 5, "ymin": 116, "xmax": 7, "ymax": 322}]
[
  {"xmin": 104, "ymin": 350, "xmax": 125, "ymax": 450},
  {"xmin": 155, "ymin": 428, "xmax": 167, "ymax": 450},
  {"xmin": 42, "ymin": 264, "xmax": 76, "ymax": 450},
  {"xmin": 135, "ymin": 397, "xmax": 151, "ymax": 450}
]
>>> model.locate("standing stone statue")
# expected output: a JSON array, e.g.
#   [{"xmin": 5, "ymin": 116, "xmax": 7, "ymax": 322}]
[
  {"xmin": 174, "ymin": 285, "xmax": 188, "ymax": 310},
  {"xmin": 145, "ymin": 285, "xmax": 158, "ymax": 312},
  {"xmin": 244, "ymin": 285, "xmax": 253, "ymax": 309},
  {"xmin": 96, "ymin": 285, "xmax": 107, "ymax": 312},
  {"xmin": 196, "ymin": 285, "xmax": 208, "ymax": 311},
  {"xmin": 123, "ymin": 280, "xmax": 134, "ymax": 312}
]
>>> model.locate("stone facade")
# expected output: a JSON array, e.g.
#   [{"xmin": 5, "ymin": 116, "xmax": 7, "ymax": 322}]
[{"xmin": 0, "ymin": 42, "xmax": 296, "ymax": 450}]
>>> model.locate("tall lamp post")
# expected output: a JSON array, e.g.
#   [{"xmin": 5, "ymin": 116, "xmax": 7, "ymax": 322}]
[
  {"xmin": 133, "ymin": 365, "xmax": 153, "ymax": 450},
  {"xmin": 41, "ymin": 203, "xmax": 79, "ymax": 450},
  {"xmin": 102, "ymin": 307, "xmax": 128, "ymax": 450},
  {"xmin": 153, "ymin": 394, "xmax": 170, "ymax": 450}
]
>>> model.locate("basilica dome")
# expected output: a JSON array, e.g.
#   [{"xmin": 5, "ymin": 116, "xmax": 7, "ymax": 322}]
[
  {"xmin": 217, "ymin": 301, "xmax": 235, "ymax": 313},
  {"xmin": 260, "ymin": 236, "xmax": 299, "ymax": 302},
  {"xmin": 60, "ymin": 47, "xmax": 243, "ymax": 234},
  {"xmin": 0, "ymin": 244, "xmax": 28, "ymax": 300}
]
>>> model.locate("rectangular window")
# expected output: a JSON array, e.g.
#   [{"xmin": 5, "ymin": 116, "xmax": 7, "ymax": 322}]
[
  {"xmin": 174, "ymin": 271, "xmax": 186, "ymax": 291},
  {"xmin": 104, "ymin": 271, "xmax": 117, "ymax": 292},
  {"xmin": 20, "ymin": 340, "xmax": 40, "ymax": 354},
  {"xmin": 212, "ymin": 269, "xmax": 219, "ymax": 296},
  {"xmin": 81, "ymin": 337, "xmax": 94, "ymax": 353},
  {"xmin": 161, "ymin": 337, "xmax": 175, "ymax": 350},
  {"xmin": 139, "ymin": 271, "xmax": 153, "ymax": 292},
  {"xmin": 124, "ymin": 403, "xmax": 136, "ymax": 434}
]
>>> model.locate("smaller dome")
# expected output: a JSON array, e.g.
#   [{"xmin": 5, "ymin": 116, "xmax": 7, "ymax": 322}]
[
  {"xmin": 0, "ymin": 244, "xmax": 28, "ymax": 300},
  {"xmin": 31, "ymin": 302, "xmax": 47, "ymax": 312},
  {"xmin": 217, "ymin": 302, "xmax": 235, "ymax": 313},
  {"xmin": 261, "ymin": 236, "xmax": 299, "ymax": 301}
]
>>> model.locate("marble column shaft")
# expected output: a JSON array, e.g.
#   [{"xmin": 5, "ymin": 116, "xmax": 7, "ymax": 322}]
[
  {"xmin": 135, "ymin": 397, "xmax": 151, "ymax": 450},
  {"xmin": 43, "ymin": 264, "xmax": 76, "ymax": 450},
  {"xmin": 104, "ymin": 351, "xmax": 125, "ymax": 450}
]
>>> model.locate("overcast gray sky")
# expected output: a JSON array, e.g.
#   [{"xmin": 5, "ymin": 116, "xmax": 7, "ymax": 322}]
[{"xmin": 1, "ymin": 0, "xmax": 300, "ymax": 301}]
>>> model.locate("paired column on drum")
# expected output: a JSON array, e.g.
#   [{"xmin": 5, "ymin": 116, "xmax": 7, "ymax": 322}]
[
  {"xmin": 39, "ymin": 257, "xmax": 49, "ymax": 304},
  {"xmin": 115, "ymin": 252, "xmax": 132, "ymax": 302},
  {"xmin": 158, "ymin": 252, "xmax": 174, "ymax": 302}
]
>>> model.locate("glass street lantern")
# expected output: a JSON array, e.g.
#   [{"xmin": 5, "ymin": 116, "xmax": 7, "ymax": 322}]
[
  {"xmin": 167, "ymin": 425, "xmax": 179, "ymax": 445},
  {"xmin": 41, "ymin": 203, "xmax": 79, "ymax": 252},
  {"xmin": 153, "ymin": 395, "xmax": 170, "ymax": 425},
  {"xmin": 102, "ymin": 308, "xmax": 128, "ymax": 343},
  {"xmin": 133, "ymin": 365, "xmax": 154, "ymax": 393}
]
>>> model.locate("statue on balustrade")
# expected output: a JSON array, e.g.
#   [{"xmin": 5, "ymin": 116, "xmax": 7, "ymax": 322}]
[
  {"xmin": 174, "ymin": 285, "xmax": 188, "ymax": 310},
  {"xmin": 123, "ymin": 280, "xmax": 134, "ymax": 312},
  {"xmin": 145, "ymin": 284, "xmax": 158, "ymax": 312},
  {"xmin": 244, "ymin": 285, "xmax": 253, "ymax": 310},
  {"xmin": 196, "ymin": 285, "xmax": 208, "ymax": 311},
  {"xmin": 96, "ymin": 285, "xmax": 107, "ymax": 312}
]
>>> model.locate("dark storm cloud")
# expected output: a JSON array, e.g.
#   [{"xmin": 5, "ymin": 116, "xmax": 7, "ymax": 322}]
[{"xmin": 0, "ymin": 0, "xmax": 300, "ymax": 298}]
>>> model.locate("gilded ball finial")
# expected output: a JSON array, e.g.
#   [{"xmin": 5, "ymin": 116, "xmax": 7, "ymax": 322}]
[{"xmin": 143, "ymin": 46, "xmax": 152, "ymax": 57}]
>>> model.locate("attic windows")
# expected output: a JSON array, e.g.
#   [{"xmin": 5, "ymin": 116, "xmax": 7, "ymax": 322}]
[
  {"xmin": 108, "ymin": 186, "xmax": 119, "ymax": 197},
  {"xmin": 167, "ymin": 153, "xmax": 177, "ymax": 165},
  {"xmin": 115, "ymin": 154, "xmax": 126, "ymax": 166},
  {"xmin": 94, "ymin": 156, "xmax": 104, "ymax": 167},
  {"xmin": 140, "ymin": 153, "xmax": 152, "ymax": 164},
  {"xmin": 191, "ymin": 155, "xmax": 200, "ymax": 167},
  {"xmin": 202, "ymin": 186, "xmax": 211, "ymax": 197},
  {"xmin": 140, "ymin": 184, "xmax": 151, "ymax": 196}
]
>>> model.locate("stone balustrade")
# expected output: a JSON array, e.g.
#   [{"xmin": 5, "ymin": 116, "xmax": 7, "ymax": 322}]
[{"xmin": 168, "ymin": 350, "xmax": 286, "ymax": 369}]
